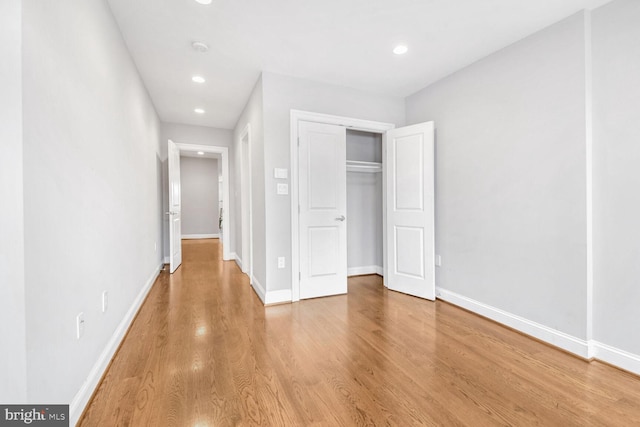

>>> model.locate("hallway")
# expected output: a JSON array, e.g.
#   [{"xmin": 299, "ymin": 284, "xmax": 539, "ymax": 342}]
[{"xmin": 79, "ymin": 239, "xmax": 640, "ymax": 426}]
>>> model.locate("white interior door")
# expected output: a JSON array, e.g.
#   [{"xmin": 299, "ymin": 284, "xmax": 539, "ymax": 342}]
[
  {"xmin": 299, "ymin": 121, "xmax": 347, "ymax": 299},
  {"xmin": 385, "ymin": 122, "xmax": 435, "ymax": 300},
  {"xmin": 168, "ymin": 140, "xmax": 182, "ymax": 273}
]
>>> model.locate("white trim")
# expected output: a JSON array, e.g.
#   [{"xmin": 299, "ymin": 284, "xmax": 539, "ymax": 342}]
[
  {"xmin": 584, "ymin": 9, "xmax": 595, "ymax": 350},
  {"xmin": 174, "ymin": 143, "xmax": 231, "ymax": 261},
  {"xmin": 436, "ymin": 287, "xmax": 590, "ymax": 358},
  {"xmin": 290, "ymin": 110, "xmax": 395, "ymax": 302},
  {"xmin": 231, "ymin": 252, "xmax": 242, "ymax": 270},
  {"xmin": 69, "ymin": 264, "xmax": 162, "ymax": 426},
  {"xmin": 239, "ymin": 124, "xmax": 254, "ymax": 279},
  {"xmin": 265, "ymin": 289, "xmax": 293, "ymax": 305},
  {"xmin": 182, "ymin": 233, "xmax": 219, "ymax": 239},
  {"xmin": 348, "ymin": 265, "xmax": 383, "ymax": 276},
  {"xmin": 163, "ymin": 256, "xmax": 170, "ymax": 264},
  {"xmin": 591, "ymin": 341, "xmax": 640, "ymax": 376},
  {"xmin": 251, "ymin": 276, "xmax": 266, "ymax": 303}
]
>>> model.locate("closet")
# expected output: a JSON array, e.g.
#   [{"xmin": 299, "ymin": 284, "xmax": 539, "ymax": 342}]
[
  {"xmin": 346, "ymin": 130, "xmax": 383, "ymax": 277},
  {"xmin": 295, "ymin": 114, "xmax": 434, "ymax": 302}
]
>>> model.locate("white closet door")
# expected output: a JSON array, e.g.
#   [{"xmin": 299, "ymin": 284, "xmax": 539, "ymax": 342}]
[
  {"xmin": 385, "ymin": 122, "xmax": 435, "ymax": 300},
  {"xmin": 299, "ymin": 121, "xmax": 347, "ymax": 299}
]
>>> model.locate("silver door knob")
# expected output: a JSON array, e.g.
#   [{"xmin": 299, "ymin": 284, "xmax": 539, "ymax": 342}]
[{"xmin": 335, "ymin": 215, "xmax": 346, "ymax": 222}]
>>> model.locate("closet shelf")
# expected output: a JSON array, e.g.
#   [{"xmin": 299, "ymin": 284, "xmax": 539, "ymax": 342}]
[{"xmin": 346, "ymin": 160, "xmax": 382, "ymax": 173}]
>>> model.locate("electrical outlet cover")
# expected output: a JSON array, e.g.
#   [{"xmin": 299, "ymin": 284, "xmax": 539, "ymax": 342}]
[
  {"xmin": 102, "ymin": 291, "xmax": 108, "ymax": 313},
  {"xmin": 76, "ymin": 312, "xmax": 85, "ymax": 339}
]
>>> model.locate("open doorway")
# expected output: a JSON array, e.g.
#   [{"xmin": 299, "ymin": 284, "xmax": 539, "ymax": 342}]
[{"xmin": 167, "ymin": 141, "xmax": 231, "ymax": 273}]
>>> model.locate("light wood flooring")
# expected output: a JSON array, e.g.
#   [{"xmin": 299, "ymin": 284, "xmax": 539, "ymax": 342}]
[{"xmin": 79, "ymin": 239, "xmax": 640, "ymax": 426}]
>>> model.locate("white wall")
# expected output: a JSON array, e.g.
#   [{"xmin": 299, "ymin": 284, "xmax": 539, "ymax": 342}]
[
  {"xmin": 160, "ymin": 123, "xmax": 233, "ymax": 258},
  {"xmin": 592, "ymin": 0, "xmax": 640, "ymax": 356},
  {"xmin": 262, "ymin": 71, "xmax": 405, "ymax": 293},
  {"xmin": 233, "ymin": 76, "xmax": 266, "ymax": 288},
  {"xmin": 180, "ymin": 157, "xmax": 220, "ymax": 236},
  {"xmin": 406, "ymin": 13, "xmax": 589, "ymax": 339},
  {"xmin": 0, "ymin": 0, "xmax": 27, "ymax": 403},
  {"xmin": 22, "ymin": 0, "xmax": 162, "ymax": 408},
  {"xmin": 346, "ymin": 130, "xmax": 383, "ymax": 273}
]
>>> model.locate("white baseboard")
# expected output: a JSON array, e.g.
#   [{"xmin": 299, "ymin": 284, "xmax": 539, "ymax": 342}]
[
  {"xmin": 436, "ymin": 287, "xmax": 590, "ymax": 358},
  {"xmin": 182, "ymin": 234, "xmax": 219, "ymax": 239},
  {"xmin": 265, "ymin": 289, "xmax": 292, "ymax": 305},
  {"xmin": 249, "ymin": 277, "xmax": 291, "ymax": 305},
  {"xmin": 591, "ymin": 341, "xmax": 640, "ymax": 376},
  {"xmin": 69, "ymin": 263, "xmax": 162, "ymax": 426},
  {"xmin": 348, "ymin": 265, "xmax": 383, "ymax": 276},
  {"xmin": 163, "ymin": 256, "xmax": 169, "ymax": 264},
  {"xmin": 232, "ymin": 253, "xmax": 243, "ymax": 271},
  {"xmin": 251, "ymin": 276, "xmax": 266, "ymax": 303}
]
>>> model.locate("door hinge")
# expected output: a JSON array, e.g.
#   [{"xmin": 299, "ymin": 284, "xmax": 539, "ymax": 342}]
[
  {"xmin": 298, "ymin": 204, "xmax": 300, "ymax": 214},
  {"xmin": 299, "ymin": 272, "xmax": 301, "ymax": 280}
]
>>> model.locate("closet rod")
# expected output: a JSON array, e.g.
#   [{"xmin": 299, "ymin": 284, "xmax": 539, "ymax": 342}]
[{"xmin": 346, "ymin": 160, "xmax": 382, "ymax": 173}]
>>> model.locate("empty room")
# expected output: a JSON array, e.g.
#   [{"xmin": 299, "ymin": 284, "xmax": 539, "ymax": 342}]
[{"xmin": 2, "ymin": 0, "xmax": 640, "ymax": 425}]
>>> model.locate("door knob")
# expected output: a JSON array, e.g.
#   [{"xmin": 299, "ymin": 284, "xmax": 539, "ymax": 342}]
[{"xmin": 335, "ymin": 215, "xmax": 346, "ymax": 222}]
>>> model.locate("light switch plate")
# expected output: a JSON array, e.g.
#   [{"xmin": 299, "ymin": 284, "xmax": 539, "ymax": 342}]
[{"xmin": 274, "ymin": 168, "xmax": 288, "ymax": 179}]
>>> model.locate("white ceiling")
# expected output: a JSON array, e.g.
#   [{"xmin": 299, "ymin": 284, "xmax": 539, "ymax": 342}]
[{"xmin": 107, "ymin": 0, "xmax": 611, "ymax": 130}]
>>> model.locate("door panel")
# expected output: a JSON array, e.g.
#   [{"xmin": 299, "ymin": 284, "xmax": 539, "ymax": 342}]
[
  {"xmin": 385, "ymin": 122, "xmax": 435, "ymax": 300},
  {"xmin": 299, "ymin": 121, "xmax": 347, "ymax": 299},
  {"xmin": 168, "ymin": 140, "xmax": 182, "ymax": 273},
  {"xmin": 395, "ymin": 134, "xmax": 425, "ymax": 210},
  {"xmin": 395, "ymin": 226, "xmax": 425, "ymax": 278},
  {"xmin": 309, "ymin": 227, "xmax": 340, "ymax": 276}
]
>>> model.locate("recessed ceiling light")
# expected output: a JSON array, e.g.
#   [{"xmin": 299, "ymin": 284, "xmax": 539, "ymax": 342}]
[
  {"xmin": 192, "ymin": 75, "xmax": 206, "ymax": 83},
  {"xmin": 393, "ymin": 45, "xmax": 408, "ymax": 55},
  {"xmin": 194, "ymin": 108, "xmax": 205, "ymax": 114},
  {"xmin": 195, "ymin": 0, "xmax": 212, "ymax": 4},
  {"xmin": 197, "ymin": 151, "xmax": 205, "ymax": 155},
  {"xmin": 191, "ymin": 41, "xmax": 209, "ymax": 53}
]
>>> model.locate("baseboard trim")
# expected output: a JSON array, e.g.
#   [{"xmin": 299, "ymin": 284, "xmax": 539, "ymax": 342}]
[
  {"xmin": 231, "ymin": 252, "xmax": 241, "ymax": 269},
  {"xmin": 233, "ymin": 253, "xmax": 243, "ymax": 271},
  {"xmin": 182, "ymin": 234, "xmax": 219, "ymax": 239},
  {"xmin": 69, "ymin": 263, "xmax": 162, "ymax": 426},
  {"xmin": 592, "ymin": 341, "xmax": 640, "ymax": 376},
  {"xmin": 249, "ymin": 277, "xmax": 292, "ymax": 305},
  {"xmin": 436, "ymin": 287, "xmax": 590, "ymax": 358},
  {"xmin": 265, "ymin": 289, "xmax": 292, "ymax": 305},
  {"xmin": 251, "ymin": 276, "xmax": 266, "ymax": 304},
  {"xmin": 348, "ymin": 265, "xmax": 383, "ymax": 277},
  {"xmin": 163, "ymin": 256, "xmax": 169, "ymax": 264}
]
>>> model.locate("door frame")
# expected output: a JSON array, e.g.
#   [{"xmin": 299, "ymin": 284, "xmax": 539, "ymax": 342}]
[
  {"xmin": 239, "ymin": 124, "xmax": 254, "ymax": 283},
  {"xmin": 174, "ymin": 142, "xmax": 231, "ymax": 261},
  {"xmin": 290, "ymin": 110, "xmax": 395, "ymax": 302}
]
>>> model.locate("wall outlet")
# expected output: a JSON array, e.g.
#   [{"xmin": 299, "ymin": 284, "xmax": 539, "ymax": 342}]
[
  {"xmin": 276, "ymin": 183, "xmax": 289, "ymax": 195},
  {"xmin": 435, "ymin": 255, "xmax": 442, "ymax": 267},
  {"xmin": 277, "ymin": 257, "xmax": 285, "ymax": 269},
  {"xmin": 102, "ymin": 291, "xmax": 108, "ymax": 313},
  {"xmin": 76, "ymin": 312, "xmax": 85, "ymax": 339}
]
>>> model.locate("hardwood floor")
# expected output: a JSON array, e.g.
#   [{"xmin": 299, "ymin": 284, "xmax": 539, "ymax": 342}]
[{"xmin": 79, "ymin": 239, "xmax": 640, "ymax": 426}]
